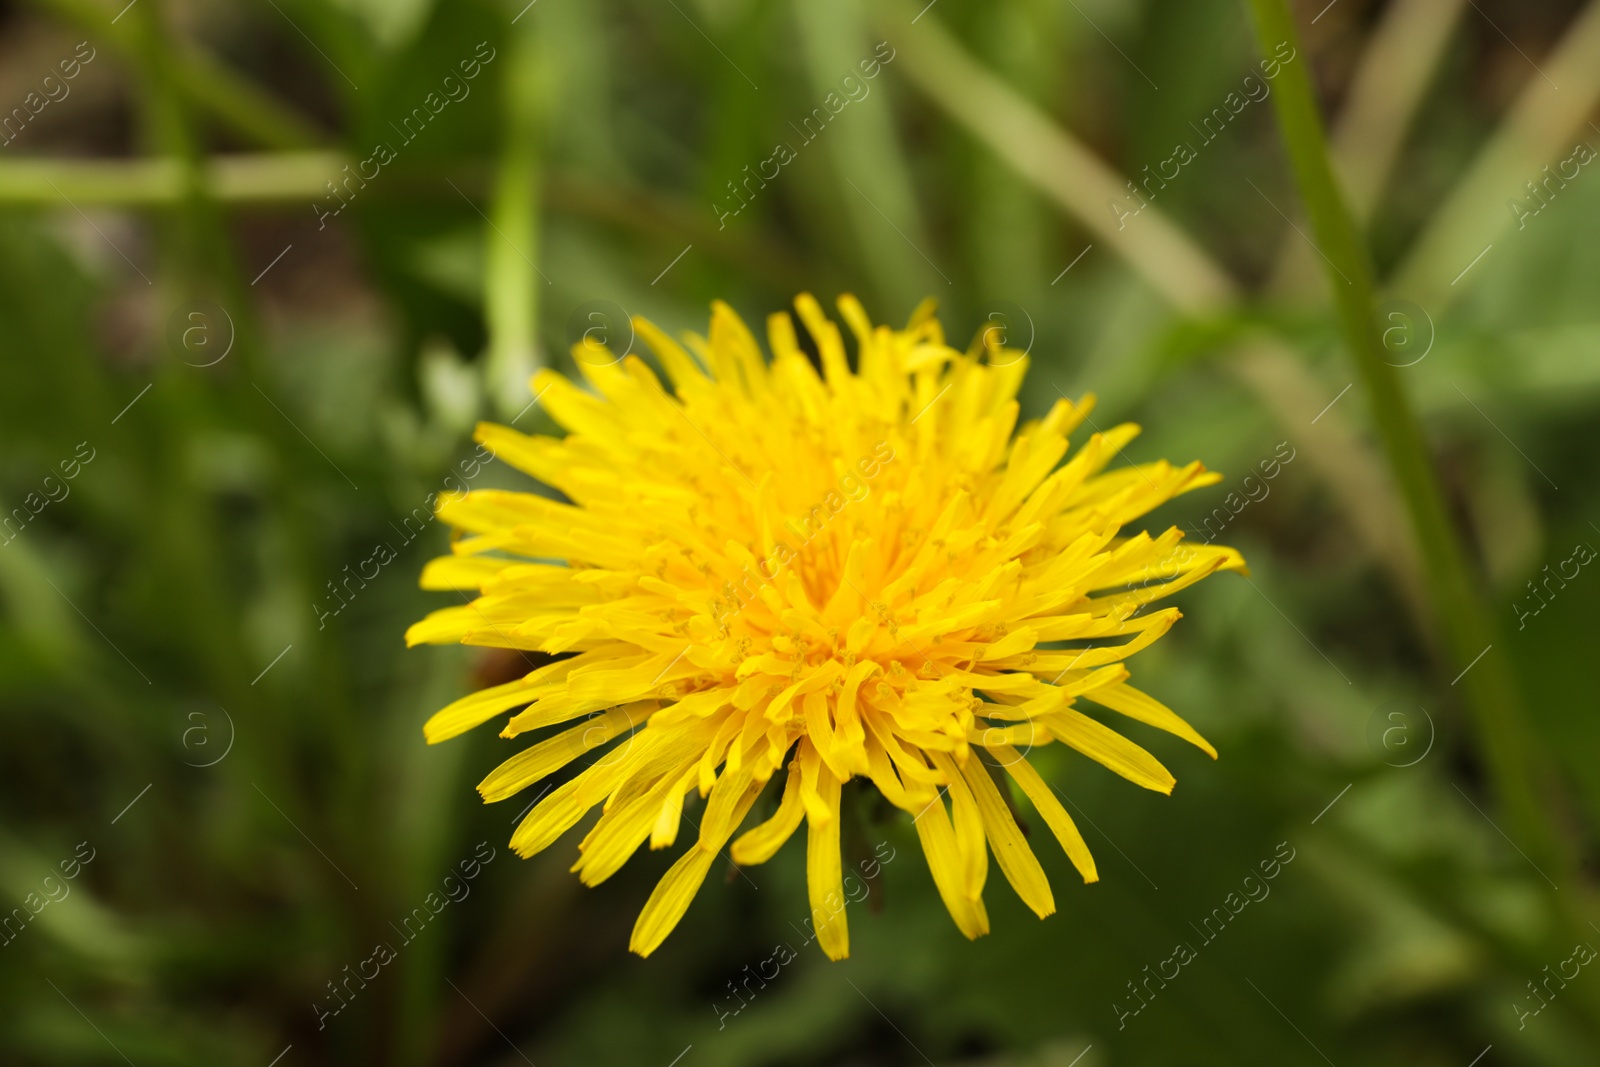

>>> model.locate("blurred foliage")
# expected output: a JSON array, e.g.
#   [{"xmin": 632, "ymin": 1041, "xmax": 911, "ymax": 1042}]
[{"xmin": 0, "ymin": 0, "xmax": 1597, "ymax": 1064}]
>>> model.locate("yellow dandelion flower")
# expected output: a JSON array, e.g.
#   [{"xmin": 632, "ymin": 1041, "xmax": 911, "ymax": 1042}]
[{"xmin": 407, "ymin": 294, "xmax": 1245, "ymax": 960}]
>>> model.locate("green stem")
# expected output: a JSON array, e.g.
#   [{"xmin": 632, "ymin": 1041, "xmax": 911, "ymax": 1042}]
[
  {"xmin": 483, "ymin": 20, "xmax": 547, "ymax": 418},
  {"xmin": 795, "ymin": 0, "xmax": 935, "ymax": 309},
  {"xmin": 127, "ymin": 0, "xmax": 213, "ymax": 290},
  {"xmin": 0, "ymin": 155, "xmax": 819, "ymax": 292},
  {"xmin": 0, "ymin": 153, "xmax": 344, "ymax": 204},
  {"xmin": 1245, "ymin": 0, "xmax": 1574, "ymax": 921}
]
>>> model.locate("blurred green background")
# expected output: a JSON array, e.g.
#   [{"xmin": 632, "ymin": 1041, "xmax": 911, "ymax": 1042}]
[{"xmin": 1, "ymin": 0, "xmax": 1598, "ymax": 1063}]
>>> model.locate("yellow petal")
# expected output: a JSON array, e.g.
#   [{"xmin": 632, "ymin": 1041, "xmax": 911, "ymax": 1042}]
[
  {"xmin": 510, "ymin": 755, "xmax": 630, "ymax": 859},
  {"xmin": 574, "ymin": 754, "xmax": 699, "ymax": 886},
  {"xmin": 1087, "ymin": 682, "xmax": 1217, "ymax": 759},
  {"xmin": 477, "ymin": 703, "xmax": 649, "ymax": 802},
  {"xmin": 956, "ymin": 754, "xmax": 1054, "ymax": 918},
  {"xmin": 911, "ymin": 790, "xmax": 990, "ymax": 940},
  {"xmin": 805, "ymin": 759, "xmax": 849, "ymax": 960},
  {"xmin": 731, "ymin": 764, "xmax": 805, "ymax": 865},
  {"xmin": 990, "ymin": 745, "xmax": 1098, "ymax": 883},
  {"xmin": 1041, "ymin": 708, "xmax": 1176, "ymax": 795},
  {"xmin": 418, "ymin": 554, "xmax": 517, "ymax": 590},
  {"xmin": 629, "ymin": 763, "xmax": 764, "ymax": 957},
  {"xmin": 929, "ymin": 752, "xmax": 987, "ymax": 901},
  {"xmin": 628, "ymin": 846, "xmax": 717, "ymax": 958},
  {"xmin": 424, "ymin": 677, "xmax": 540, "ymax": 744}
]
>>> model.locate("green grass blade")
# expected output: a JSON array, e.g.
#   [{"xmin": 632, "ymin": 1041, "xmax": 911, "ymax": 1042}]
[{"xmin": 1244, "ymin": 0, "xmax": 1574, "ymax": 921}]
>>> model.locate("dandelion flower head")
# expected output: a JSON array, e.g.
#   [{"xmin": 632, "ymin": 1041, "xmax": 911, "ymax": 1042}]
[{"xmin": 407, "ymin": 294, "xmax": 1245, "ymax": 959}]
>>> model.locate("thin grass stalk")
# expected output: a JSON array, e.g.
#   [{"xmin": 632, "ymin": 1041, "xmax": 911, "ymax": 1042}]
[
  {"xmin": 794, "ymin": 0, "xmax": 937, "ymax": 309},
  {"xmin": 484, "ymin": 17, "xmax": 546, "ymax": 418},
  {"xmin": 1244, "ymin": 0, "xmax": 1576, "ymax": 926}
]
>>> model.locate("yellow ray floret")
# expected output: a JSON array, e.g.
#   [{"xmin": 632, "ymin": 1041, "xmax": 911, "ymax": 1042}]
[{"xmin": 408, "ymin": 294, "xmax": 1245, "ymax": 959}]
